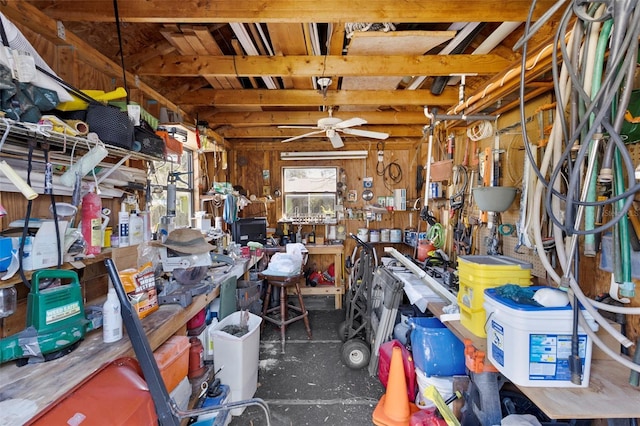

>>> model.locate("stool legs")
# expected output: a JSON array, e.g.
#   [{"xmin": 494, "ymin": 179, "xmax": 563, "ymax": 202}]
[
  {"xmin": 293, "ymin": 282, "xmax": 312, "ymax": 340},
  {"xmin": 261, "ymin": 279, "xmax": 312, "ymax": 353}
]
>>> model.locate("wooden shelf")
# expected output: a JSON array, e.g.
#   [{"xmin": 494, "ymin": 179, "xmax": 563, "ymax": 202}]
[
  {"xmin": 0, "ymin": 250, "xmax": 114, "ymax": 289},
  {"xmin": 0, "ymin": 119, "xmax": 163, "ymax": 163}
]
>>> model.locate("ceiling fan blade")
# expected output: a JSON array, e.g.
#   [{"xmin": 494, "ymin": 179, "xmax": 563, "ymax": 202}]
[
  {"xmin": 278, "ymin": 125, "xmax": 320, "ymax": 129},
  {"xmin": 328, "ymin": 131, "xmax": 344, "ymax": 148},
  {"xmin": 282, "ymin": 130, "xmax": 325, "ymax": 143},
  {"xmin": 341, "ymin": 127, "xmax": 389, "ymax": 140},
  {"xmin": 334, "ymin": 117, "xmax": 367, "ymax": 129}
]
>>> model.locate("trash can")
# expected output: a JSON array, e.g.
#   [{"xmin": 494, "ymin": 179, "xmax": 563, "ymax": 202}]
[{"xmin": 212, "ymin": 311, "xmax": 262, "ymax": 416}]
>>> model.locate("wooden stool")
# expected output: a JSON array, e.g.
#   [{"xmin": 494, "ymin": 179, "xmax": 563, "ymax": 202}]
[{"xmin": 260, "ymin": 272, "xmax": 312, "ymax": 353}]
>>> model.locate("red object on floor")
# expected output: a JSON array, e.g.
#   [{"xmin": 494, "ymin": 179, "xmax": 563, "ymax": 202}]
[
  {"xmin": 409, "ymin": 407, "xmax": 448, "ymax": 426},
  {"xmin": 378, "ymin": 339, "xmax": 416, "ymax": 401},
  {"xmin": 28, "ymin": 358, "xmax": 157, "ymax": 425},
  {"xmin": 373, "ymin": 346, "xmax": 420, "ymax": 425}
]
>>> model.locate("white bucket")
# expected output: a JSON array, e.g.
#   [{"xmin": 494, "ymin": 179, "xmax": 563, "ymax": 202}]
[
  {"xmin": 389, "ymin": 228, "xmax": 402, "ymax": 243},
  {"xmin": 484, "ymin": 286, "xmax": 598, "ymax": 388},
  {"xmin": 415, "ymin": 368, "xmax": 454, "ymax": 410},
  {"xmin": 380, "ymin": 228, "xmax": 390, "ymax": 242},
  {"xmin": 370, "ymin": 229, "xmax": 380, "ymax": 243}
]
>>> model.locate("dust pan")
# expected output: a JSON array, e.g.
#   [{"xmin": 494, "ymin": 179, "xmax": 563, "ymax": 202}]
[{"xmin": 372, "ymin": 346, "xmax": 420, "ymax": 425}]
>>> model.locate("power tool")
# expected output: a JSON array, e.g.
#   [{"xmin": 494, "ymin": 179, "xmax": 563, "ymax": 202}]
[{"xmin": 0, "ymin": 269, "xmax": 92, "ymax": 366}]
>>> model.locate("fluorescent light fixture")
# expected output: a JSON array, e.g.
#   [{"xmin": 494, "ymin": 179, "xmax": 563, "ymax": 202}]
[{"xmin": 280, "ymin": 150, "xmax": 368, "ymax": 161}]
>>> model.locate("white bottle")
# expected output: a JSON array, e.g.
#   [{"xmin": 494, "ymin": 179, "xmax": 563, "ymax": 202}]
[
  {"xmin": 129, "ymin": 211, "xmax": 143, "ymax": 245},
  {"xmin": 102, "ymin": 286, "xmax": 123, "ymax": 343},
  {"xmin": 118, "ymin": 204, "xmax": 130, "ymax": 247}
]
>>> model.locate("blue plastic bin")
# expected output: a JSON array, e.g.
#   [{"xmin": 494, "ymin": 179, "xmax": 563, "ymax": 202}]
[{"xmin": 409, "ymin": 317, "xmax": 466, "ymax": 376}]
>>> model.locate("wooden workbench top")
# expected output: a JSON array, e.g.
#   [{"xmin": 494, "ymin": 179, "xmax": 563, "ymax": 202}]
[{"xmin": 0, "ymin": 257, "xmax": 254, "ymax": 425}]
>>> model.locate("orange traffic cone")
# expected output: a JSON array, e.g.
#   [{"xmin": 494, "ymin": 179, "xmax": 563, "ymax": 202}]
[{"xmin": 373, "ymin": 346, "xmax": 420, "ymax": 425}]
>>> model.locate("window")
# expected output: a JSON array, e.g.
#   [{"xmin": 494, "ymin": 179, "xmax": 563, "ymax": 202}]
[
  {"xmin": 282, "ymin": 167, "xmax": 337, "ymax": 221},
  {"xmin": 149, "ymin": 149, "xmax": 194, "ymax": 230}
]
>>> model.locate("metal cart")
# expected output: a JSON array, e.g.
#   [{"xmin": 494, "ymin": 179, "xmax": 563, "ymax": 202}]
[{"xmin": 338, "ymin": 235, "xmax": 404, "ymax": 375}]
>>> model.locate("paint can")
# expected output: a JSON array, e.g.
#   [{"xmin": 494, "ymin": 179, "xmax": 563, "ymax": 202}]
[
  {"xmin": 357, "ymin": 228, "xmax": 369, "ymax": 242},
  {"xmin": 390, "ymin": 228, "xmax": 402, "ymax": 243}
]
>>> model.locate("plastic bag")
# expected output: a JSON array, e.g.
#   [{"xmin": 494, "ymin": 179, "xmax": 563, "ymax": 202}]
[
  {"xmin": 263, "ymin": 252, "xmax": 300, "ymax": 276},
  {"xmin": 0, "ymin": 63, "xmax": 59, "ymax": 122}
]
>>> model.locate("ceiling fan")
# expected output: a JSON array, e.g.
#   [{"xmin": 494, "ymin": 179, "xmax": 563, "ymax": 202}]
[{"xmin": 279, "ymin": 111, "xmax": 389, "ymax": 148}]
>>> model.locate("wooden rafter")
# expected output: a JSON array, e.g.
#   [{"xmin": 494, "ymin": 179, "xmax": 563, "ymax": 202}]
[
  {"xmin": 30, "ymin": 0, "xmax": 558, "ymax": 24},
  {"xmin": 176, "ymin": 89, "xmax": 458, "ymax": 106},
  {"xmin": 136, "ymin": 54, "xmax": 510, "ymax": 77}
]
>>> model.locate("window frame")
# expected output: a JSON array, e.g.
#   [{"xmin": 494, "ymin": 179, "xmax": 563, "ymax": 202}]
[{"xmin": 282, "ymin": 166, "xmax": 338, "ymax": 221}]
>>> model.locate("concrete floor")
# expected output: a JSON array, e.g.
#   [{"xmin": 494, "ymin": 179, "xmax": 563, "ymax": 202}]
[{"xmin": 229, "ymin": 296, "xmax": 385, "ymax": 426}]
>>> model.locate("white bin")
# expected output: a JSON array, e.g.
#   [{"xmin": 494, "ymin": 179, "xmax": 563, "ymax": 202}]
[
  {"xmin": 212, "ymin": 311, "xmax": 262, "ymax": 415},
  {"xmin": 484, "ymin": 286, "xmax": 598, "ymax": 388}
]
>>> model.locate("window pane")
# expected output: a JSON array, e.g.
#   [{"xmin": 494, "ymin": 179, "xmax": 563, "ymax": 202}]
[
  {"xmin": 149, "ymin": 150, "xmax": 194, "ymax": 231},
  {"xmin": 283, "ymin": 167, "xmax": 337, "ymax": 193},
  {"xmin": 284, "ymin": 193, "xmax": 336, "ymax": 220}
]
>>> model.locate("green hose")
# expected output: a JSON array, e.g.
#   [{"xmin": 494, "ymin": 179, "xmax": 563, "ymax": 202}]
[
  {"xmin": 614, "ymin": 148, "xmax": 634, "ymax": 296},
  {"xmin": 584, "ymin": 18, "xmax": 612, "ymax": 255}
]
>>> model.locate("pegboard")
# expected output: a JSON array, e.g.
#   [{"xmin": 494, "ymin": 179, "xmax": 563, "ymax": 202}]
[{"xmin": 476, "ymin": 226, "xmax": 549, "ymax": 280}]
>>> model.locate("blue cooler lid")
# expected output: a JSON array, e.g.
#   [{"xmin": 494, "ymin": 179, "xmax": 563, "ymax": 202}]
[{"xmin": 484, "ymin": 286, "xmax": 572, "ymax": 312}]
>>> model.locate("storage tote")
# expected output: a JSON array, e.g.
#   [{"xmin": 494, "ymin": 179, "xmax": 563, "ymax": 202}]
[{"xmin": 484, "ymin": 286, "xmax": 598, "ymax": 387}]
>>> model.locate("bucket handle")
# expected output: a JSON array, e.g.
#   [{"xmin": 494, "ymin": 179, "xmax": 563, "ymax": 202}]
[{"xmin": 484, "ymin": 311, "xmax": 495, "ymax": 335}]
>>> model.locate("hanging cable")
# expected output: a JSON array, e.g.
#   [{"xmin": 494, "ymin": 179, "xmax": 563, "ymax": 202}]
[
  {"xmin": 375, "ymin": 141, "xmax": 403, "ymax": 192},
  {"xmin": 516, "ymin": 0, "xmax": 640, "ymax": 372}
]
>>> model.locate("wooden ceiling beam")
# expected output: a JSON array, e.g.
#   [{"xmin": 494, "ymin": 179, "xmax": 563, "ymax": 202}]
[
  {"xmin": 217, "ymin": 125, "xmax": 424, "ymax": 138},
  {"xmin": 207, "ymin": 111, "xmax": 429, "ymax": 126},
  {"xmin": 136, "ymin": 54, "xmax": 510, "ymax": 77},
  {"xmin": 33, "ymin": 0, "xmax": 558, "ymax": 24},
  {"xmin": 178, "ymin": 89, "xmax": 458, "ymax": 106},
  {"xmin": 231, "ymin": 140, "xmax": 418, "ymax": 151}
]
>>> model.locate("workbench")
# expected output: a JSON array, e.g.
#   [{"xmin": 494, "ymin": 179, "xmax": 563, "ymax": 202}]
[
  {"xmin": 264, "ymin": 244, "xmax": 345, "ymax": 309},
  {"xmin": 0, "ymin": 256, "xmax": 256, "ymax": 425},
  {"xmin": 390, "ymin": 259, "xmax": 640, "ymax": 421}
]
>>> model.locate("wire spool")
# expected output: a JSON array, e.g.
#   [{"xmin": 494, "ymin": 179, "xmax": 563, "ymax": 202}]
[{"xmin": 467, "ymin": 120, "xmax": 494, "ymax": 141}]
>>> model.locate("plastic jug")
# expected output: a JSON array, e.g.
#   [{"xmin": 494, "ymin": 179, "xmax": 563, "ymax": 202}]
[{"xmin": 102, "ymin": 287, "xmax": 123, "ymax": 343}]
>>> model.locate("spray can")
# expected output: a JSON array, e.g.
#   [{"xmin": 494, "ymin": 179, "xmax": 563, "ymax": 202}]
[
  {"xmin": 103, "ymin": 285, "xmax": 123, "ymax": 343},
  {"xmin": 81, "ymin": 186, "xmax": 102, "ymax": 255},
  {"xmin": 118, "ymin": 204, "xmax": 130, "ymax": 247}
]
